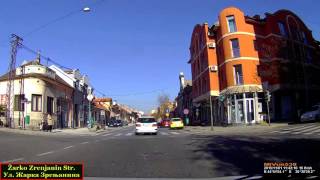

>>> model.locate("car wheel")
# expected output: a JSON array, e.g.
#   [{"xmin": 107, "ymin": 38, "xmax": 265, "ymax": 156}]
[
  {"xmin": 135, "ymin": 132, "xmax": 139, "ymax": 135},
  {"xmin": 153, "ymin": 132, "xmax": 157, "ymax": 135}
]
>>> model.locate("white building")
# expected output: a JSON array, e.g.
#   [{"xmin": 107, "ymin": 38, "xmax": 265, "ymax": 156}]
[{"xmin": 0, "ymin": 60, "xmax": 74, "ymax": 130}]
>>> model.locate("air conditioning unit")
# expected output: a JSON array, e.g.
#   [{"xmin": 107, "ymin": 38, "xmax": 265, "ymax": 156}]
[
  {"xmin": 209, "ymin": 65, "xmax": 218, "ymax": 72},
  {"xmin": 208, "ymin": 42, "xmax": 216, "ymax": 48}
]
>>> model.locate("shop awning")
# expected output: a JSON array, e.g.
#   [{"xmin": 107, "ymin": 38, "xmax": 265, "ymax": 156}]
[{"xmin": 220, "ymin": 85, "xmax": 263, "ymax": 96}]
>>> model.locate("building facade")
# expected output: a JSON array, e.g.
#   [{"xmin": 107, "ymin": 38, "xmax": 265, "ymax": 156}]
[
  {"xmin": 0, "ymin": 60, "xmax": 74, "ymax": 130},
  {"xmin": 175, "ymin": 72, "xmax": 193, "ymax": 124},
  {"xmin": 188, "ymin": 23, "xmax": 220, "ymax": 125},
  {"xmin": 50, "ymin": 66, "xmax": 92, "ymax": 128},
  {"xmin": 189, "ymin": 7, "xmax": 320, "ymax": 124}
]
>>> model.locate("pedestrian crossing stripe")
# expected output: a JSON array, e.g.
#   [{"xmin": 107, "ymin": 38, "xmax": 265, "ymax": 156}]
[
  {"xmin": 282, "ymin": 125, "xmax": 310, "ymax": 131},
  {"xmin": 102, "ymin": 133, "xmax": 111, "ymax": 136},
  {"xmin": 114, "ymin": 133, "xmax": 122, "ymax": 136},
  {"xmin": 291, "ymin": 126, "xmax": 320, "ymax": 134},
  {"xmin": 272, "ymin": 124, "xmax": 319, "ymax": 135},
  {"xmin": 170, "ymin": 132, "xmax": 179, "ymax": 135},
  {"xmin": 304, "ymin": 128, "xmax": 320, "ymax": 135},
  {"xmin": 125, "ymin": 133, "xmax": 133, "ymax": 136},
  {"xmin": 278, "ymin": 125, "xmax": 316, "ymax": 134}
]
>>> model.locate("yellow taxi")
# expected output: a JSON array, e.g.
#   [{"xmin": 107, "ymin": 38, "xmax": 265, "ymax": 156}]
[{"xmin": 170, "ymin": 118, "xmax": 184, "ymax": 129}]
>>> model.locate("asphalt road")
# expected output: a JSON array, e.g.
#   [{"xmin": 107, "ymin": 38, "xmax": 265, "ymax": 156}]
[{"xmin": 0, "ymin": 124, "xmax": 319, "ymax": 179}]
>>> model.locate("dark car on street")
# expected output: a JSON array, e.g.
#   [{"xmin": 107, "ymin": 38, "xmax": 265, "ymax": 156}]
[
  {"xmin": 116, "ymin": 120, "xmax": 123, "ymax": 127},
  {"xmin": 107, "ymin": 120, "xmax": 119, "ymax": 127}
]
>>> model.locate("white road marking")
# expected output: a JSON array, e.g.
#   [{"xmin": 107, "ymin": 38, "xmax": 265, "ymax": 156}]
[
  {"xmin": 160, "ymin": 132, "xmax": 168, "ymax": 135},
  {"xmin": 4, "ymin": 158, "xmax": 24, "ymax": 163},
  {"xmin": 269, "ymin": 131, "xmax": 280, "ymax": 133},
  {"xmin": 80, "ymin": 141, "xmax": 89, "ymax": 144},
  {"xmin": 102, "ymin": 133, "xmax": 111, "ymax": 136},
  {"xmin": 170, "ymin": 132, "xmax": 179, "ymax": 135},
  {"xmin": 114, "ymin": 133, "xmax": 122, "ymax": 137},
  {"xmin": 95, "ymin": 140, "xmax": 100, "ymax": 142},
  {"xmin": 125, "ymin": 133, "xmax": 133, "ymax": 136},
  {"xmin": 37, "ymin": 151, "xmax": 54, "ymax": 156},
  {"xmin": 282, "ymin": 125, "xmax": 309, "ymax": 131},
  {"xmin": 278, "ymin": 131, "xmax": 291, "ymax": 134},
  {"xmin": 63, "ymin": 146, "xmax": 74, "ymax": 150},
  {"xmin": 284, "ymin": 125, "xmax": 318, "ymax": 133},
  {"xmin": 304, "ymin": 128, "xmax": 320, "ymax": 135},
  {"xmin": 292, "ymin": 126, "xmax": 320, "ymax": 134}
]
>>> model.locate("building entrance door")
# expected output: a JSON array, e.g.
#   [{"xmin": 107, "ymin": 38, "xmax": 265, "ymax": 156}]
[
  {"xmin": 235, "ymin": 100, "xmax": 245, "ymax": 123},
  {"xmin": 246, "ymin": 99, "xmax": 255, "ymax": 122}
]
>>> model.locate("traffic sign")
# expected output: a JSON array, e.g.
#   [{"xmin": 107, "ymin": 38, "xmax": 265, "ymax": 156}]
[{"xmin": 183, "ymin": 108, "xmax": 189, "ymax": 115}]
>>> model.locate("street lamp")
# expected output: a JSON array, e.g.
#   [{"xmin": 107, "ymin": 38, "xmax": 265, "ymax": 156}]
[
  {"xmin": 82, "ymin": 7, "xmax": 91, "ymax": 12},
  {"xmin": 87, "ymin": 94, "xmax": 94, "ymax": 128}
]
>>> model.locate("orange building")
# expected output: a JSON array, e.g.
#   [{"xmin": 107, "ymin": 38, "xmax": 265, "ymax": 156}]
[{"xmin": 189, "ymin": 7, "xmax": 320, "ymax": 124}]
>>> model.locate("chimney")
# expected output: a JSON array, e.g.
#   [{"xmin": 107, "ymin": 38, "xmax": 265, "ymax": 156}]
[
  {"xmin": 179, "ymin": 72, "xmax": 185, "ymax": 90},
  {"xmin": 36, "ymin": 50, "xmax": 41, "ymax": 64}
]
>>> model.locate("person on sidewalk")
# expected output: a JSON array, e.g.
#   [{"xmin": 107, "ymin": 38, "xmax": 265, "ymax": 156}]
[{"xmin": 47, "ymin": 114, "xmax": 53, "ymax": 132}]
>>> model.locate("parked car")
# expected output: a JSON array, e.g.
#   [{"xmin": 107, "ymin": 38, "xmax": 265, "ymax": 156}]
[
  {"xmin": 116, "ymin": 120, "xmax": 123, "ymax": 127},
  {"xmin": 108, "ymin": 120, "xmax": 119, "ymax": 127},
  {"xmin": 122, "ymin": 120, "xmax": 129, "ymax": 126},
  {"xmin": 301, "ymin": 105, "xmax": 320, "ymax": 122},
  {"xmin": 160, "ymin": 119, "xmax": 170, "ymax": 128},
  {"xmin": 170, "ymin": 118, "xmax": 184, "ymax": 129},
  {"xmin": 135, "ymin": 116, "xmax": 158, "ymax": 135}
]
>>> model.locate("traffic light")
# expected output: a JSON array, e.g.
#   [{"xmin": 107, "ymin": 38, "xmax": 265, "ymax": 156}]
[{"xmin": 265, "ymin": 91, "xmax": 271, "ymax": 102}]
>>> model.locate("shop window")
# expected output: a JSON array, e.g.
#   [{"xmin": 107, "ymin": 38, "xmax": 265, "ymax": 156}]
[
  {"xmin": 245, "ymin": 93, "xmax": 253, "ymax": 98},
  {"xmin": 236, "ymin": 94, "xmax": 243, "ymax": 99}
]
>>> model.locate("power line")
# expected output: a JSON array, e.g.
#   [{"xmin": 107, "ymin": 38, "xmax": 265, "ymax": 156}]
[
  {"xmin": 20, "ymin": 43, "xmax": 72, "ymax": 70},
  {"xmin": 107, "ymin": 88, "xmax": 173, "ymax": 97},
  {"xmin": 94, "ymin": 89, "xmax": 107, "ymax": 97},
  {"xmin": 22, "ymin": 0, "xmax": 107, "ymax": 38}
]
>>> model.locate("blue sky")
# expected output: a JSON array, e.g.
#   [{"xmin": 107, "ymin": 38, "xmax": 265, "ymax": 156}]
[{"xmin": 0, "ymin": 0, "xmax": 319, "ymax": 113}]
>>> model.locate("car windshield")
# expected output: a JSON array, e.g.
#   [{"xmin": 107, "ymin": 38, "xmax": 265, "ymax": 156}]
[
  {"xmin": 171, "ymin": 118, "xmax": 181, "ymax": 121},
  {"xmin": 138, "ymin": 118, "xmax": 156, "ymax": 123}
]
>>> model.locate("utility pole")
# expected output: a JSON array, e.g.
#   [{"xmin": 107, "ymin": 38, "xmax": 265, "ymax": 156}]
[
  {"xmin": 6, "ymin": 34, "xmax": 23, "ymax": 128},
  {"xmin": 265, "ymin": 90, "xmax": 271, "ymax": 126},
  {"xmin": 209, "ymin": 95, "xmax": 214, "ymax": 131}
]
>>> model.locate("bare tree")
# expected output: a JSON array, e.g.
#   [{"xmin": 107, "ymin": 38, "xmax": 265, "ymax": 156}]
[{"xmin": 153, "ymin": 93, "xmax": 171, "ymax": 120}]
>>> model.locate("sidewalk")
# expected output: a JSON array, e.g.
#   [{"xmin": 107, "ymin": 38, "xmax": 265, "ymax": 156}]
[
  {"xmin": 183, "ymin": 123, "xmax": 289, "ymax": 135},
  {"xmin": 0, "ymin": 127, "xmax": 106, "ymax": 136},
  {"xmin": 0, "ymin": 123, "xmax": 135, "ymax": 136}
]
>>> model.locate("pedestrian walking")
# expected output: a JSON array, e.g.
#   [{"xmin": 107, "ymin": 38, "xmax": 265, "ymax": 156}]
[{"xmin": 47, "ymin": 114, "xmax": 53, "ymax": 132}]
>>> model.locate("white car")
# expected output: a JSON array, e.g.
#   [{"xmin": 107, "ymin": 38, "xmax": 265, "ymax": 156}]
[
  {"xmin": 135, "ymin": 116, "xmax": 158, "ymax": 135},
  {"xmin": 301, "ymin": 105, "xmax": 320, "ymax": 122}
]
